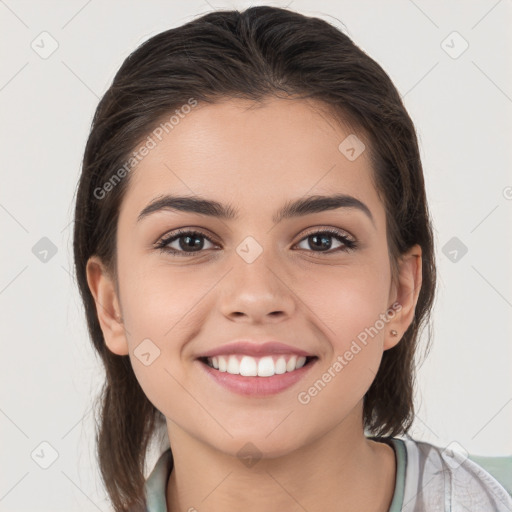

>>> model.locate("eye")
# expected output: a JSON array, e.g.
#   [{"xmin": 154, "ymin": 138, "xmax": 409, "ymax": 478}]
[
  {"xmin": 294, "ymin": 228, "xmax": 357, "ymax": 254},
  {"xmin": 155, "ymin": 229, "xmax": 218, "ymax": 257},
  {"xmin": 154, "ymin": 227, "xmax": 357, "ymax": 257}
]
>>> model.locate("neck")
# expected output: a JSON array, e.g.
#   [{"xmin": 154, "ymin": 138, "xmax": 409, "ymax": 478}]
[{"xmin": 165, "ymin": 409, "xmax": 396, "ymax": 512}]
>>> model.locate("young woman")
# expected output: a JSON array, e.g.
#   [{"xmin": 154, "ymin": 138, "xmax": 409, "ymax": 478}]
[{"xmin": 72, "ymin": 6, "xmax": 512, "ymax": 512}]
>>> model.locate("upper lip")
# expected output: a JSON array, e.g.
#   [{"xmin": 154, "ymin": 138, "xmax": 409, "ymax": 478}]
[{"xmin": 197, "ymin": 341, "xmax": 315, "ymax": 358}]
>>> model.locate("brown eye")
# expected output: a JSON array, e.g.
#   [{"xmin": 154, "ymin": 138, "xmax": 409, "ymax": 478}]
[
  {"xmin": 156, "ymin": 230, "xmax": 217, "ymax": 256},
  {"xmin": 154, "ymin": 227, "xmax": 357, "ymax": 257},
  {"xmin": 295, "ymin": 228, "xmax": 357, "ymax": 253}
]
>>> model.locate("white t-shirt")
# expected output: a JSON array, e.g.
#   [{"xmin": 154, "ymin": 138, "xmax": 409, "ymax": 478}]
[
  {"xmin": 141, "ymin": 436, "xmax": 512, "ymax": 511},
  {"xmin": 383, "ymin": 436, "xmax": 512, "ymax": 511}
]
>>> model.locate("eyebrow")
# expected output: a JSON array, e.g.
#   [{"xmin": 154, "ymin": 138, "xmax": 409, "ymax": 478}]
[{"xmin": 137, "ymin": 193, "xmax": 375, "ymax": 227}]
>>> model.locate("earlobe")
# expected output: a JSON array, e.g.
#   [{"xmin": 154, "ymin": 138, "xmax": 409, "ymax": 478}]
[
  {"xmin": 85, "ymin": 256, "xmax": 129, "ymax": 356},
  {"xmin": 384, "ymin": 244, "xmax": 423, "ymax": 350}
]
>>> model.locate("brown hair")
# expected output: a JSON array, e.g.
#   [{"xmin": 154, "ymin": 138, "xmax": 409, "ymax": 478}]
[{"xmin": 73, "ymin": 6, "xmax": 436, "ymax": 511}]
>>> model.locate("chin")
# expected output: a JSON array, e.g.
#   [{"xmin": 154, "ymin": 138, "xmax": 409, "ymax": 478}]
[{"xmin": 212, "ymin": 430, "xmax": 307, "ymax": 462}]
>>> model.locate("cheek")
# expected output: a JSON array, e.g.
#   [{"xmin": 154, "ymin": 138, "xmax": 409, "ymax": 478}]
[
  {"xmin": 118, "ymin": 257, "xmax": 211, "ymax": 345},
  {"xmin": 301, "ymin": 263, "xmax": 391, "ymax": 342},
  {"xmin": 293, "ymin": 271, "xmax": 391, "ymax": 418},
  {"xmin": 300, "ymin": 263, "xmax": 392, "ymax": 392},
  {"xmin": 118, "ymin": 263, "xmax": 208, "ymax": 414}
]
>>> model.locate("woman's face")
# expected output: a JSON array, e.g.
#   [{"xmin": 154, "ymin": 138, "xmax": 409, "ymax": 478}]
[{"xmin": 88, "ymin": 97, "xmax": 421, "ymax": 458}]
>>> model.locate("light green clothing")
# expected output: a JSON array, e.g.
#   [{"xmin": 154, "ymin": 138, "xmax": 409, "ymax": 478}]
[{"xmin": 142, "ymin": 436, "xmax": 512, "ymax": 511}]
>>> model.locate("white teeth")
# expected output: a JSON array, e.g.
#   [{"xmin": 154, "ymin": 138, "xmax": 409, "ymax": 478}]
[
  {"xmin": 227, "ymin": 355, "xmax": 241, "ymax": 374},
  {"xmin": 206, "ymin": 354, "xmax": 310, "ymax": 377},
  {"xmin": 239, "ymin": 356, "xmax": 258, "ymax": 376},
  {"xmin": 218, "ymin": 356, "xmax": 227, "ymax": 372},
  {"xmin": 258, "ymin": 356, "xmax": 275, "ymax": 377},
  {"xmin": 286, "ymin": 355, "xmax": 297, "ymax": 372},
  {"xmin": 274, "ymin": 356, "xmax": 287, "ymax": 374}
]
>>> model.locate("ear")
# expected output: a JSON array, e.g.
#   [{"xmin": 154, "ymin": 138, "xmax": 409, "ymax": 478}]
[
  {"xmin": 85, "ymin": 255, "xmax": 129, "ymax": 356},
  {"xmin": 384, "ymin": 243, "xmax": 423, "ymax": 350}
]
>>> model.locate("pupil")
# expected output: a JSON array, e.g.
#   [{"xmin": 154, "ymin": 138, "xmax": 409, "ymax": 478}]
[
  {"xmin": 310, "ymin": 235, "xmax": 331, "ymax": 249},
  {"xmin": 181, "ymin": 235, "xmax": 203, "ymax": 251},
  {"xmin": 310, "ymin": 234, "xmax": 331, "ymax": 251}
]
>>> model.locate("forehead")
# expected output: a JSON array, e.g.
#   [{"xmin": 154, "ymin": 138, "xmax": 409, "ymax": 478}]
[{"xmin": 118, "ymin": 97, "xmax": 384, "ymax": 225}]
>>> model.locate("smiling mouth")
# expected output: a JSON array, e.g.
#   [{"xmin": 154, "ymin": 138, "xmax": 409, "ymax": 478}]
[{"xmin": 197, "ymin": 354, "xmax": 318, "ymax": 377}]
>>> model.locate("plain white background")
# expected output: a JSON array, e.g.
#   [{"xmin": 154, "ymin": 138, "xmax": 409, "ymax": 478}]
[{"xmin": 1, "ymin": 0, "xmax": 511, "ymax": 510}]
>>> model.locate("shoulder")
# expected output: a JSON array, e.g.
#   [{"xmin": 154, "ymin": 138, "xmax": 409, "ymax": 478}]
[{"xmin": 395, "ymin": 436, "xmax": 512, "ymax": 511}]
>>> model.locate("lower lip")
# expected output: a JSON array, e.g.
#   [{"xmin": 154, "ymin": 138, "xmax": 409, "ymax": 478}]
[{"xmin": 197, "ymin": 358, "xmax": 317, "ymax": 397}]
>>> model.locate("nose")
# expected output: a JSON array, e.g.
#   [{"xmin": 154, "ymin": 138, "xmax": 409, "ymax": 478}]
[{"xmin": 218, "ymin": 251, "xmax": 296, "ymax": 324}]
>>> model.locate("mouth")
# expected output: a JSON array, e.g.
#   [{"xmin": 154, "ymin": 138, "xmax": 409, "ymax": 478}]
[
  {"xmin": 197, "ymin": 354, "xmax": 319, "ymax": 377},
  {"xmin": 196, "ymin": 353, "xmax": 318, "ymax": 397}
]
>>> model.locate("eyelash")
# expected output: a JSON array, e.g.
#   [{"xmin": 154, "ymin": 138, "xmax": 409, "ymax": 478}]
[{"xmin": 154, "ymin": 227, "xmax": 358, "ymax": 257}]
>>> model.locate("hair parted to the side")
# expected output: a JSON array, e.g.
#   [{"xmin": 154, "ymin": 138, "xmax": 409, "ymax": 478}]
[{"xmin": 72, "ymin": 6, "xmax": 436, "ymax": 511}]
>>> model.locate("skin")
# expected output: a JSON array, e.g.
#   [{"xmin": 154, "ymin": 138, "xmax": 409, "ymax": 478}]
[{"xmin": 86, "ymin": 96, "xmax": 422, "ymax": 512}]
